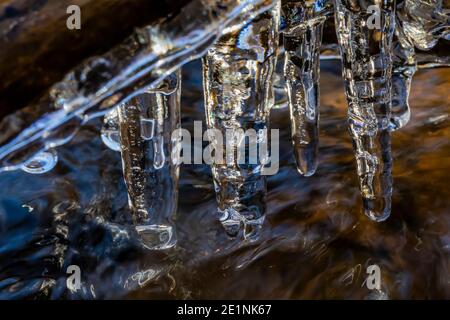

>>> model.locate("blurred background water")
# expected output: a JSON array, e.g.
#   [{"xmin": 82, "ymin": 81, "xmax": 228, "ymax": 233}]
[{"xmin": 0, "ymin": 59, "xmax": 449, "ymax": 299}]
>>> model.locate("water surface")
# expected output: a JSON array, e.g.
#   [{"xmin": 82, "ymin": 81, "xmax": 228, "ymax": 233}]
[{"xmin": 0, "ymin": 60, "xmax": 448, "ymax": 299}]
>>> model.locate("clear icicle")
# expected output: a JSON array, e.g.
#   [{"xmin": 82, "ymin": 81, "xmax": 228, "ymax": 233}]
[
  {"xmin": 118, "ymin": 72, "xmax": 181, "ymax": 250},
  {"xmin": 282, "ymin": 0, "xmax": 332, "ymax": 176},
  {"xmin": 202, "ymin": 4, "xmax": 280, "ymax": 240},
  {"xmin": 334, "ymin": 0, "xmax": 396, "ymax": 222},
  {"xmin": 390, "ymin": 25, "xmax": 416, "ymax": 131},
  {"xmin": 398, "ymin": 0, "xmax": 449, "ymax": 51},
  {"xmin": 20, "ymin": 149, "xmax": 58, "ymax": 175}
]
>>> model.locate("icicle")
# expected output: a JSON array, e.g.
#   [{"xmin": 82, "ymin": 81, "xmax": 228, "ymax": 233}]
[
  {"xmin": 202, "ymin": 4, "xmax": 280, "ymax": 240},
  {"xmin": 389, "ymin": 0, "xmax": 449, "ymax": 130},
  {"xmin": 118, "ymin": 72, "xmax": 181, "ymax": 250},
  {"xmin": 334, "ymin": 0, "xmax": 396, "ymax": 222},
  {"xmin": 282, "ymin": 0, "xmax": 332, "ymax": 176},
  {"xmin": 390, "ymin": 27, "xmax": 416, "ymax": 131}
]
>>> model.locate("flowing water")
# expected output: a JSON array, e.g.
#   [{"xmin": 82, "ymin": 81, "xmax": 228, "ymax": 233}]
[
  {"xmin": 0, "ymin": 0, "xmax": 449, "ymax": 299},
  {"xmin": 0, "ymin": 59, "xmax": 449, "ymax": 299}
]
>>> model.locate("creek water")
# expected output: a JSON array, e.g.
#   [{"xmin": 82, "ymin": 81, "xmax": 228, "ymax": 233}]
[{"xmin": 0, "ymin": 59, "xmax": 448, "ymax": 299}]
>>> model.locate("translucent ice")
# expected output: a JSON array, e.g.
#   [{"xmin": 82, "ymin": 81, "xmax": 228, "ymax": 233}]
[
  {"xmin": 202, "ymin": 4, "xmax": 280, "ymax": 240},
  {"xmin": 334, "ymin": 0, "xmax": 396, "ymax": 221},
  {"xmin": 101, "ymin": 107, "xmax": 121, "ymax": 152},
  {"xmin": 20, "ymin": 149, "xmax": 58, "ymax": 175},
  {"xmin": 282, "ymin": 0, "xmax": 333, "ymax": 176},
  {"xmin": 118, "ymin": 72, "xmax": 181, "ymax": 250}
]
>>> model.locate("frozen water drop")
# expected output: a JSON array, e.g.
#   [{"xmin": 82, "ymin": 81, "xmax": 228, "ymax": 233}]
[
  {"xmin": 152, "ymin": 136, "xmax": 166, "ymax": 170},
  {"xmin": 135, "ymin": 224, "xmax": 175, "ymax": 250},
  {"xmin": 101, "ymin": 107, "xmax": 121, "ymax": 152},
  {"xmin": 363, "ymin": 197, "xmax": 391, "ymax": 222},
  {"xmin": 21, "ymin": 150, "xmax": 58, "ymax": 174},
  {"xmin": 282, "ymin": 0, "xmax": 331, "ymax": 177}
]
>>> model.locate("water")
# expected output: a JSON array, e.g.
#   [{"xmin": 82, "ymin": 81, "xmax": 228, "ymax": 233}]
[
  {"xmin": 118, "ymin": 72, "xmax": 181, "ymax": 250},
  {"xmin": 334, "ymin": 0, "xmax": 396, "ymax": 222},
  {"xmin": 0, "ymin": 60, "xmax": 448, "ymax": 299},
  {"xmin": 101, "ymin": 107, "xmax": 121, "ymax": 152},
  {"xmin": 0, "ymin": 0, "xmax": 449, "ymax": 299}
]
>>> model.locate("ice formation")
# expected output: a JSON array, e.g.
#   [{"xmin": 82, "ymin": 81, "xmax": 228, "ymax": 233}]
[{"xmin": 0, "ymin": 0, "xmax": 449, "ymax": 245}]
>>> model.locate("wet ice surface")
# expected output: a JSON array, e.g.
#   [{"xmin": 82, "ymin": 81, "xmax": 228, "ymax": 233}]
[
  {"xmin": 0, "ymin": 60, "xmax": 449, "ymax": 299},
  {"xmin": 334, "ymin": 0, "xmax": 396, "ymax": 222},
  {"xmin": 0, "ymin": 0, "xmax": 277, "ymax": 172},
  {"xmin": 202, "ymin": 5, "xmax": 280, "ymax": 240},
  {"xmin": 0, "ymin": 0, "xmax": 448, "ymax": 233}
]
